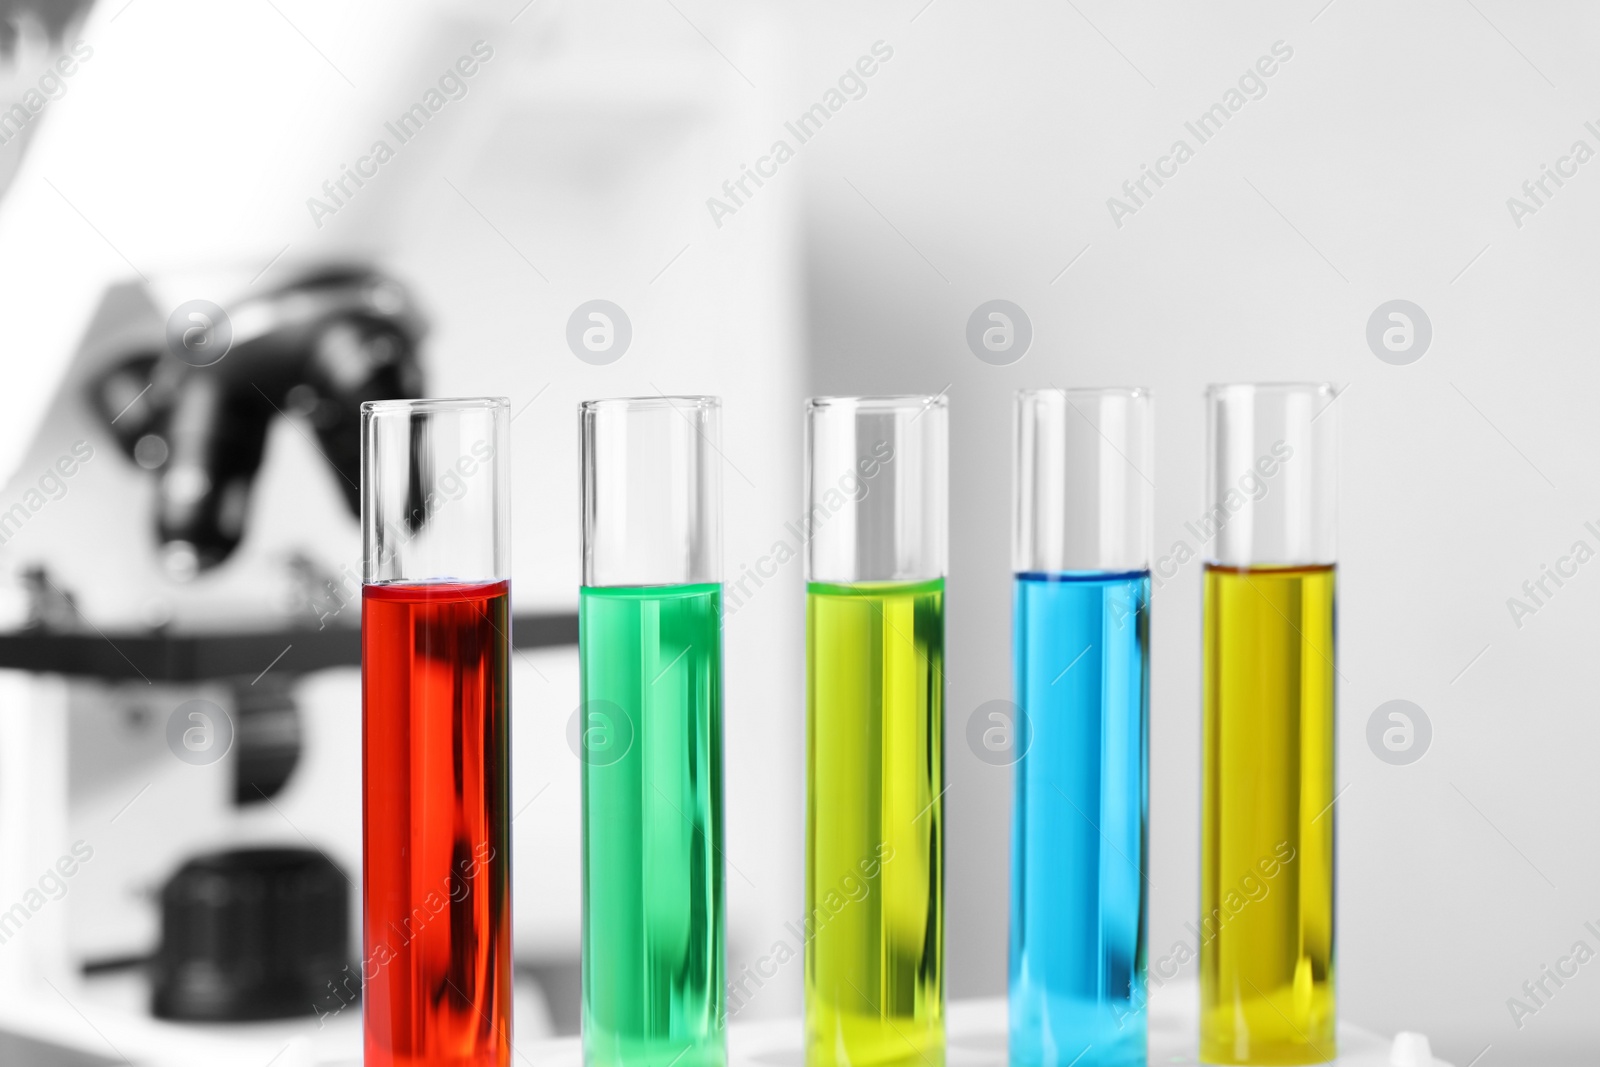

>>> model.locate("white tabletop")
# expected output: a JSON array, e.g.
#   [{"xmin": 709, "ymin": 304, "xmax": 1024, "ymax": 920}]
[{"xmin": 0, "ymin": 979, "xmax": 1450, "ymax": 1067}]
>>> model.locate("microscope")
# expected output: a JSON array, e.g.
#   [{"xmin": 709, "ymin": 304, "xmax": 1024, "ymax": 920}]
[
  {"xmin": 0, "ymin": 265, "xmax": 580, "ymax": 1064},
  {"xmin": 3, "ymin": 267, "xmax": 422, "ymax": 1045}
]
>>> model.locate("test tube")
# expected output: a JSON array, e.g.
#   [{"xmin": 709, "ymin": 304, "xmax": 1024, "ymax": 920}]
[
  {"xmin": 579, "ymin": 397, "xmax": 726, "ymax": 1067},
  {"xmin": 804, "ymin": 395, "xmax": 946, "ymax": 1067},
  {"xmin": 1009, "ymin": 388, "xmax": 1151, "ymax": 1067},
  {"xmin": 361, "ymin": 397, "xmax": 513, "ymax": 1067},
  {"xmin": 1201, "ymin": 383, "xmax": 1337, "ymax": 1065}
]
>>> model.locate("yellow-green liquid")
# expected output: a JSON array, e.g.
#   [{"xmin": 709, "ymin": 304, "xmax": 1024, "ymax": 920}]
[
  {"xmin": 805, "ymin": 579, "xmax": 944, "ymax": 1067},
  {"xmin": 1201, "ymin": 564, "xmax": 1336, "ymax": 1065}
]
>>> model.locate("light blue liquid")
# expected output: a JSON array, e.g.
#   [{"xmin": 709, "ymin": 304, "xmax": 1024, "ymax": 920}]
[{"xmin": 1009, "ymin": 571, "xmax": 1149, "ymax": 1067}]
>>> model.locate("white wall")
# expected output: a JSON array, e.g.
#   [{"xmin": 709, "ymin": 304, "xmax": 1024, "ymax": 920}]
[{"xmin": 795, "ymin": 1, "xmax": 1600, "ymax": 1063}]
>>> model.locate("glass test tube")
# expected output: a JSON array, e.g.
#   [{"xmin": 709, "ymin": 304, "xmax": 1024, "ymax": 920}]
[
  {"xmin": 361, "ymin": 397, "xmax": 513, "ymax": 1067},
  {"xmin": 1009, "ymin": 388, "xmax": 1151, "ymax": 1067},
  {"xmin": 804, "ymin": 395, "xmax": 947, "ymax": 1067},
  {"xmin": 1201, "ymin": 383, "xmax": 1337, "ymax": 1066},
  {"xmin": 579, "ymin": 397, "xmax": 726, "ymax": 1067}
]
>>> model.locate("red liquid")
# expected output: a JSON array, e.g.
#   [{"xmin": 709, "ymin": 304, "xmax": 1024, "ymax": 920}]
[{"xmin": 363, "ymin": 580, "xmax": 512, "ymax": 1067}]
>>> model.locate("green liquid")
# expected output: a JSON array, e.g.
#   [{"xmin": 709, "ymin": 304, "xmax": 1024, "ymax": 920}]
[
  {"xmin": 581, "ymin": 583, "xmax": 726, "ymax": 1067},
  {"xmin": 805, "ymin": 579, "xmax": 945, "ymax": 1067}
]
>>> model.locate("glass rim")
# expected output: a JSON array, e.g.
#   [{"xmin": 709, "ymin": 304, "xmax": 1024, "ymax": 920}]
[
  {"xmin": 361, "ymin": 396, "xmax": 510, "ymax": 415},
  {"xmin": 579, "ymin": 395, "xmax": 720, "ymax": 413},
  {"xmin": 806, "ymin": 394, "xmax": 949, "ymax": 412},
  {"xmin": 1017, "ymin": 385, "xmax": 1149, "ymax": 401},
  {"xmin": 1205, "ymin": 381, "xmax": 1334, "ymax": 398}
]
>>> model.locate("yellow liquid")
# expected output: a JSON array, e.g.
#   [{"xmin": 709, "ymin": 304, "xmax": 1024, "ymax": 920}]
[
  {"xmin": 1201, "ymin": 564, "xmax": 1336, "ymax": 1065},
  {"xmin": 805, "ymin": 579, "xmax": 944, "ymax": 1067}
]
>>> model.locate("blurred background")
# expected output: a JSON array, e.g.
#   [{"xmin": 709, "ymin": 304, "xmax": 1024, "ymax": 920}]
[{"xmin": 0, "ymin": 0, "xmax": 1594, "ymax": 1063}]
